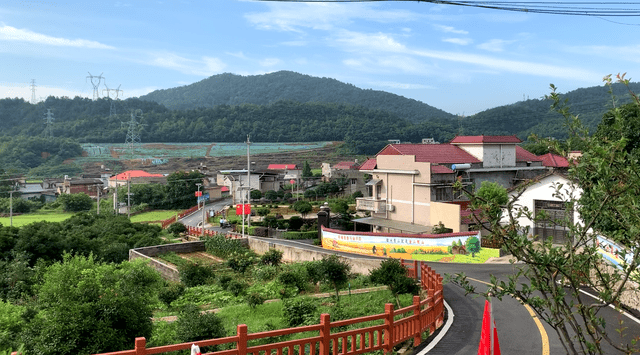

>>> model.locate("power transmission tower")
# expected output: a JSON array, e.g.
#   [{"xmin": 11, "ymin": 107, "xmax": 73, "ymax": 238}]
[
  {"xmin": 86, "ymin": 72, "xmax": 104, "ymax": 100},
  {"xmin": 30, "ymin": 79, "xmax": 37, "ymax": 104},
  {"xmin": 103, "ymin": 84, "xmax": 123, "ymax": 116},
  {"xmin": 121, "ymin": 109, "xmax": 146, "ymax": 156},
  {"xmin": 43, "ymin": 109, "xmax": 55, "ymax": 138}
]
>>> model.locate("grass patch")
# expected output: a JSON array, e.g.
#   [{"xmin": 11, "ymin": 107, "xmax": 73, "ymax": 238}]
[
  {"xmin": 130, "ymin": 210, "xmax": 181, "ymax": 223},
  {"xmin": 0, "ymin": 211, "xmax": 75, "ymax": 227}
]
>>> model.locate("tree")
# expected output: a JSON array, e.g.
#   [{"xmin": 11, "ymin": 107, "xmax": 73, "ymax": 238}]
[
  {"xmin": 250, "ymin": 189, "xmax": 262, "ymax": 200},
  {"xmin": 319, "ymin": 255, "xmax": 350, "ymax": 301},
  {"xmin": 22, "ymin": 254, "xmax": 162, "ymax": 355},
  {"xmin": 265, "ymin": 190, "xmax": 278, "ymax": 202},
  {"xmin": 370, "ymin": 259, "xmax": 419, "ymax": 307},
  {"xmin": 168, "ymin": 222, "xmax": 187, "ymax": 238},
  {"xmin": 165, "ymin": 170, "xmax": 205, "ymax": 209},
  {"xmin": 465, "ymin": 236, "xmax": 480, "ymax": 257},
  {"xmin": 451, "ymin": 76, "xmax": 640, "ymax": 355},
  {"xmin": 175, "ymin": 304, "xmax": 225, "ymax": 352},
  {"xmin": 57, "ymin": 192, "xmax": 93, "ymax": 212},
  {"xmin": 293, "ymin": 200, "xmax": 312, "ymax": 219},
  {"xmin": 302, "ymin": 161, "xmax": 312, "ymax": 178}
]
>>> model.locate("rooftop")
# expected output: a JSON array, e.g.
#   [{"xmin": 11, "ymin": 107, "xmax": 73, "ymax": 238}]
[
  {"xmin": 378, "ymin": 144, "xmax": 481, "ymax": 164},
  {"xmin": 450, "ymin": 135, "xmax": 522, "ymax": 144}
]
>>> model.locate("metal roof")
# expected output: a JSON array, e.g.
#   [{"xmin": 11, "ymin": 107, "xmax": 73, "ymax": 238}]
[{"xmin": 352, "ymin": 217, "xmax": 432, "ymax": 234}]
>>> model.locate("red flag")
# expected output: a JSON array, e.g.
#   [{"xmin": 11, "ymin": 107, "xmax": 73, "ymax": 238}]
[
  {"xmin": 235, "ymin": 204, "xmax": 251, "ymax": 215},
  {"xmin": 478, "ymin": 300, "xmax": 501, "ymax": 355}
]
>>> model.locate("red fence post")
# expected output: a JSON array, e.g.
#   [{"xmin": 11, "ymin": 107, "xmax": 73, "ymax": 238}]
[
  {"xmin": 413, "ymin": 260, "xmax": 418, "ymax": 279},
  {"xmin": 428, "ymin": 289, "xmax": 436, "ymax": 334},
  {"xmin": 134, "ymin": 337, "xmax": 146, "ymax": 355},
  {"xmin": 319, "ymin": 313, "xmax": 331, "ymax": 355},
  {"xmin": 237, "ymin": 324, "xmax": 248, "ymax": 355},
  {"xmin": 384, "ymin": 303, "xmax": 395, "ymax": 354},
  {"xmin": 413, "ymin": 295, "xmax": 421, "ymax": 346}
]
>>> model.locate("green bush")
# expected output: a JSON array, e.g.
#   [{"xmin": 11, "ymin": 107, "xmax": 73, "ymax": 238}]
[
  {"xmin": 288, "ymin": 216, "xmax": 304, "ymax": 231},
  {"xmin": 176, "ymin": 304, "xmax": 225, "ymax": 352},
  {"xmin": 158, "ymin": 281, "xmax": 186, "ymax": 307},
  {"xmin": 261, "ymin": 249, "xmax": 283, "ymax": 266},
  {"xmin": 277, "ymin": 270, "xmax": 307, "ymax": 292},
  {"xmin": 246, "ymin": 292, "xmax": 267, "ymax": 308},
  {"xmin": 226, "ymin": 252, "xmax": 257, "ymax": 274},
  {"xmin": 179, "ymin": 262, "xmax": 215, "ymax": 287},
  {"xmin": 252, "ymin": 265, "xmax": 279, "ymax": 281},
  {"xmin": 168, "ymin": 222, "xmax": 187, "ymax": 237},
  {"xmin": 282, "ymin": 297, "xmax": 318, "ymax": 327},
  {"xmin": 205, "ymin": 235, "xmax": 247, "ymax": 258},
  {"xmin": 217, "ymin": 275, "xmax": 233, "ymax": 289},
  {"xmin": 282, "ymin": 231, "xmax": 318, "ymax": 240},
  {"xmin": 227, "ymin": 280, "xmax": 248, "ymax": 297}
]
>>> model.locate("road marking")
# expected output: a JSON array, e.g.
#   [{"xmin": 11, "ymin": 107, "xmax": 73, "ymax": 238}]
[
  {"xmin": 467, "ymin": 277, "xmax": 550, "ymax": 355},
  {"xmin": 577, "ymin": 288, "xmax": 640, "ymax": 325},
  {"xmin": 417, "ymin": 300, "xmax": 454, "ymax": 354}
]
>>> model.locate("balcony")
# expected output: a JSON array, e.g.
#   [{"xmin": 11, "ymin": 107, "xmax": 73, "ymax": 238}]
[{"xmin": 356, "ymin": 198, "xmax": 387, "ymax": 213}]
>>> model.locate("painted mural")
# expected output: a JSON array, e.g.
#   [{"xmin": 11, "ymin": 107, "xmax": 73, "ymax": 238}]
[
  {"xmin": 596, "ymin": 236, "xmax": 636, "ymax": 271},
  {"xmin": 321, "ymin": 226, "xmax": 499, "ymax": 263}
]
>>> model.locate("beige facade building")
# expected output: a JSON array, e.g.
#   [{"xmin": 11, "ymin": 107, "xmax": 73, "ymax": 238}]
[{"xmin": 356, "ymin": 136, "xmax": 547, "ymax": 234}]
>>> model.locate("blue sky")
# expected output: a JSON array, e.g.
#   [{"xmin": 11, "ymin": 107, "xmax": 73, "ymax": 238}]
[{"xmin": 1, "ymin": 1, "xmax": 639, "ymax": 115}]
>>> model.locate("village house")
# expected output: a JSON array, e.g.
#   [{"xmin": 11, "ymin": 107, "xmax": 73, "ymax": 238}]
[
  {"xmin": 108, "ymin": 170, "xmax": 166, "ymax": 188},
  {"xmin": 57, "ymin": 177, "xmax": 105, "ymax": 198},
  {"xmin": 355, "ymin": 135, "xmax": 548, "ymax": 233},
  {"xmin": 321, "ymin": 160, "xmax": 367, "ymax": 196}
]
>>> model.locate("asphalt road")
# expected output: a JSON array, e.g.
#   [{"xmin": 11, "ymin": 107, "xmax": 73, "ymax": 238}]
[
  {"xmin": 178, "ymin": 212, "xmax": 640, "ymax": 354},
  {"xmin": 180, "ymin": 198, "xmax": 232, "ymax": 230}
]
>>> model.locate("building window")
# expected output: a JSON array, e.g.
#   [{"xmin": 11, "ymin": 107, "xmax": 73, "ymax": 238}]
[{"xmin": 534, "ymin": 200, "xmax": 573, "ymax": 243}]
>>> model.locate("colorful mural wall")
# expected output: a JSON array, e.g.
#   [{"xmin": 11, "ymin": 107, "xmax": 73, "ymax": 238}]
[
  {"xmin": 596, "ymin": 235, "xmax": 636, "ymax": 270},
  {"xmin": 321, "ymin": 226, "xmax": 490, "ymax": 262}
]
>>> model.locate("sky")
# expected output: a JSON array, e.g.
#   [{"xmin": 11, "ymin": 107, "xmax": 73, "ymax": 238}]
[{"xmin": 1, "ymin": 1, "xmax": 639, "ymax": 116}]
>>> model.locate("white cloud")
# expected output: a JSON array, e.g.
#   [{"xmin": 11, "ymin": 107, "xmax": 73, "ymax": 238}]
[
  {"xmin": 260, "ymin": 58, "xmax": 281, "ymax": 67},
  {"xmin": 443, "ymin": 38, "xmax": 472, "ymax": 45},
  {"xmin": 433, "ymin": 25, "xmax": 468, "ymax": 34},
  {"xmin": 148, "ymin": 53, "xmax": 226, "ymax": 76},
  {"xmin": 0, "ymin": 25, "xmax": 114, "ymax": 49},
  {"xmin": 369, "ymin": 81, "xmax": 435, "ymax": 90},
  {"xmin": 565, "ymin": 44, "xmax": 640, "ymax": 63},
  {"xmin": 0, "ymin": 82, "xmax": 90, "ymax": 101},
  {"xmin": 333, "ymin": 30, "xmax": 406, "ymax": 53},
  {"xmin": 477, "ymin": 39, "xmax": 514, "ymax": 52}
]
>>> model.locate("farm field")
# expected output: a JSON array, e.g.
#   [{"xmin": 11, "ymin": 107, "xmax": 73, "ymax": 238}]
[
  {"xmin": 0, "ymin": 211, "xmax": 75, "ymax": 227},
  {"xmin": 130, "ymin": 210, "xmax": 182, "ymax": 223}
]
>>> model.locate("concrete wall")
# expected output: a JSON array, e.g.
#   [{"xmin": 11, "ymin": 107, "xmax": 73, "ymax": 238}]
[
  {"xmin": 130, "ymin": 249, "xmax": 180, "ymax": 282},
  {"xmin": 248, "ymin": 237, "xmax": 384, "ymax": 275},
  {"xmin": 430, "ymin": 202, "xmax": 461, "ymax": 232}
]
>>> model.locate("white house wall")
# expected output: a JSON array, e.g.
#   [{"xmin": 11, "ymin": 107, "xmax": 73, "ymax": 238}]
[{"xmin": 505, "ymin": 174, "xmax": 582, "ymax": 235}]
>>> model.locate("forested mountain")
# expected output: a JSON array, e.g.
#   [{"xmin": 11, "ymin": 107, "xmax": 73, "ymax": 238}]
[
  {"xmin": 461, "ymin": 82, "xmax": 640, "ymax": 139},
  {"xmin": 139, "ymin": 71, "xmax": 457, "ymax": 124}
]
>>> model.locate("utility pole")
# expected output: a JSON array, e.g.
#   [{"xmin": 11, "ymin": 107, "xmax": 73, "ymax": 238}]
[
  {"xmin": 9, "ymin": 191, "xmax": 13, "ymax": 227},
  {"xmin": 30, "ymin": 79, "xmax": 37, "ymax": 104},
  {"xmin": 247, "ymin": 134, "xmax": 251, "ymax": 230},
  {"xmin": 87, "ymin": 72, "xmax": 104, "ymax": 101},
  {"xmin": 113, "ymin": 176, "xmax": 118, "ymax": 215},
  {"xmin": 43, "ymin": 109, "xmax": 54, "ymax": 138},
  {"xmin": 127, "ymin": 173, "xmax": 131, "ymax": 219},
  {"xmin": 196, "ymin": 183, "xmax": 205, "ymax": 236}
]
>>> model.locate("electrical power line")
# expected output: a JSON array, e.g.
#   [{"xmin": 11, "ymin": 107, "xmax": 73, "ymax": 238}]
[{"xmin": 253, "ymin": 0, "xmax": 640, "ymax": 17}]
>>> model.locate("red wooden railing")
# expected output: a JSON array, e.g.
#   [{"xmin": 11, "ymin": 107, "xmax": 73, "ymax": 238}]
[
  {"xmin": 160, "ymin": 205, "xmax": 200, "ymax": 229},
  {"xmin": 95, "ymin": 263, "xmax": 444, "ymax": 355},
  {"xmin": 185, "ymin": 226, "xmax": 245, "ymax": 239}
]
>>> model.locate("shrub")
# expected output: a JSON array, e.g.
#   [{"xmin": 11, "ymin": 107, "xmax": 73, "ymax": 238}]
[
  {"xmin": 261, "ymin": 249, "xmax": 283, "ymax": 267},
  {"xmin": 282, "ymin": 297, "xmax": 318, "ymax": 327},
  {"xmin": 282, "ymin": 231, "xmax": 318, "ymax": 240},
  {"xmin": 226, "ymin": 252, "xmax": 257, "ymax": 274},
  {"xmin": 179, "ymin": 262, "xmax": 215, "ymax": 287},
  {"xmin": 227, "ymin": 280, "xmax": 247, "ymax": 297},
  {"xmin": 253, "ymin": 226, "xmax": 269, "ymax": 237},
  {"xmin": 217, "ymin": 275, "xmax": 233, "ymax": 290},
  {"xmin": 288, "ymin": 216, "xmax": 304, "ymax": 231},
  {"xmin": 252, "ymin": 265, "xmax": 278, "ymax": 281},
  {"xmin": 176, "ymin": 304, "xmax": 225, "ymax": 352},
  {"xmin": 168, "ymin": 222, "xmax": 188, "ymax": 238},
  {"xmin": 158, "ymin": 281, "xmax": 186, "ymax": 307},
  {"xmin": 278, "ymin": 270, "xmax": 306, "ymax": 292},
  {"xmin": 246, "ymin": 292, "xmax": 267, "ymax": 308},
  {"xmin": 205, "ymin": 235, "xmax": 247, "ymax": 258},
  {"xmin": 370, "ymin": 259, "xmax": 420, "ymax": 307}
]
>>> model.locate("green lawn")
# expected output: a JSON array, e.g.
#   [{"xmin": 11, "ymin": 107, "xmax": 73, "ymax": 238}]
[
  {"xmin": 410, "ymin": 247, "xmax": 500, "ymax": 263},
  {"xmin": 0, "ymin": 212, "xmax": 75, "ymax": 227},
  {"xmin": 130, "ymin": 210, "xmax": 181, "ymax": 223}
]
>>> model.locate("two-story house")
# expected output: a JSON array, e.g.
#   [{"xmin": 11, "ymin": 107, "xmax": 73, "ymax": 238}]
[
  {"xmin": 355, "ymin": 135, "xmax": 547, "ymax": 233},
  {"xmin": 321, "ymin": 161, "xmax": 367, "ymax": 196}
]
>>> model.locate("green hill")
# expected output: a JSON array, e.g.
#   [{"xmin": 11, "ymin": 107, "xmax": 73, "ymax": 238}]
[{"xmin": 138, "ymin": 71, "xmax": 457, "ymax": 124}]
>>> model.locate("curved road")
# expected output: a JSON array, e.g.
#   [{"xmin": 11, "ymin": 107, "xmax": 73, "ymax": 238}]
[{"xmin": 179, "ymin": 207, "xmax": 640, "ymax": 354}]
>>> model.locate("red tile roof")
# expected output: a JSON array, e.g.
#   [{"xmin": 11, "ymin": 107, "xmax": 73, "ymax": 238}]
[
  {"xmin": 333, "ymin": 161, "xmax": 360, "ymax": 170},
  {"xmin": 358, "ymin": 158, "xmax": 377, "ymax": 170},
  {"xmin": 221, "ymin": 186, "xmax": 229, "ymax": 192},
  {"xmin": 267, "ymin": 164, "xmax": 297, "ymax": 170},
  {"xmin": 450, "ymin": 135, "xmax": 522, "ymax": 144},
  {"xmin": 515, "ymin": 146, "xmax": 543, "ymax": 162},
  {"xmin": 110, "ymin": 170, "xmax": 163, "ymax": 180},
  {"xmin": 378, "ymin": 144, "xmax": 480, "ymax": 164},
  {"xmin": 431, "ymin": 165, "xmax": 454, "ymax": 174},
  {"xmin": 539, "ymin": 153, "xmax": 570, "ymax": 167}
]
